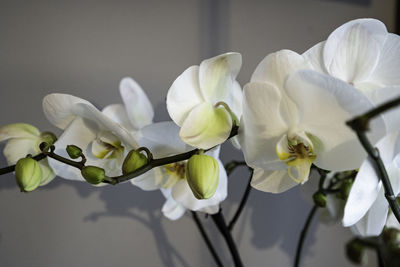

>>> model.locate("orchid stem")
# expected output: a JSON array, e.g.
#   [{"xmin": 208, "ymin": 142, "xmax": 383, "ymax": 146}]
[
  {"xmin": 211, "ymin": 210, "xmax": 244, "ymax": 267},
  {"xmin": 347, "ymin": 99, "xmax": 400, "ymax": 224},
  {"xmin": 191, "ymin": 212, "xmax": 224, "ymax": 267},
  {"xmin": 228, "ymin": 168, "xmax": 253, "ymax": 231},
  {"xmin": 0, "ymin": 153, "xmax": 47, "ymax": 175},
  {"xmin": 294, "ymin": 205, "xmax": 318, "ymax": 267}
]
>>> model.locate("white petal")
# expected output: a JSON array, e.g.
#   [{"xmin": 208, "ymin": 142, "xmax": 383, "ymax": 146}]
[
  {"xmin": 353, "ymin": 188, "xmax": 389, "ymax": 236},
  {"xmin": 199, "ymin": 52, "xmax": 242, "ymax": 103},
  {"xmin": 323, "ymin": 18, "xmax": 387, "ymax": 83},
  {"xmin": 386, "ymin": 213, "xmax": 400, "ymax": 230},
  {"xmin": 131, "ymin": 168, "xmax": 167, "ymax": 191},
  {"xmin": 0, "ymin": 123, "xmax": 40, "ymax": 142},
  {"xmin": 171, "ymin": 158, "xmax": 227, "ymax": 212},
  {"xmin": 179, "ymin": 102, "xmax": 232, "ymax": 149},
  {"xmin": 161, "ymin": 197, "xmax": 186, "ymax": 220},
  {"xmin": 285, "ymin": 70, "xmax": 385, "ymax": 171},
  {"xmin": 38, "ymin": 160, "xmax": 56, "ymax": 186},
  {"xmin": 48, "ymin": 118, "xmax": 96, "ymax": 181},
  {"xmin": 225, "ymin": 81, "xmax": 243, "ymax": 120},
  {"xmin": 250, "ymin": 168, "xmax": 298, "ymax": 193},
  {"xmin": 251, "ymin": 50, "xmax": 309, "ymax": 89},
  {"xmin": 366, "ymin": 86, "xmax": 400, "ymax": 133},
  {"xmin": 239, "ymin": 82, "xmax": 289, "ymax": 167},
  {"xmin": 119, "ymin": 77, "xmax": 154, "ymax": 129},
  {"xmin": 302, "ymin": 41, "xmax": 326, "ymax": 73},
  {"xmin": 3, "ymin": 138, "xmax": 38, "ymax": 164},
  {"xmin": 166, "ymin": 66, "xmax": 204, "ymax": 126},
  {"xmin": 102, "ymin": 104, "xmax": 135, "ymax": 131},
  {"xmin": 138, "ymin": 121, "xmax": 193, "ymax": 158},
  {"xmin": 369, "ymin": 34, "xmax": 400, "ymax": 86},
  {"xmin": 343, "ymin": 156, "xmax": 381, "ymax": 227},
  {"xmin": 43, "ymin": 93, "xmax": 138, "ymax": 149}
]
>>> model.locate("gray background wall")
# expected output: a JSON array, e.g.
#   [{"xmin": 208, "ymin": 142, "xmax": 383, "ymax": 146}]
[{"xmin": 0, "ymin": 0, "xmax": 396, "ymax": 266}]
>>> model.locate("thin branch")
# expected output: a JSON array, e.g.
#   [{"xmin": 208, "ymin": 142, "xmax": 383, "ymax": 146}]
[
  {"xmin": 228, "ymin": 168, "xmax": 253, "ymax": 231},
  {"xmin": 211, "ymin": 210, "xmax": 244, "ymax": 267},
  {"xmin": 191, "ymin": 212, "xmax": 224, "ymax": 267},
  {"xmin": 0, "ymin": 153, "xmax": 47, "ymax": 175},
  {"xmin": 347, "ymin": 120, "xmax": 400, "ymax": 223},
  {"xmin": 294, "ymin": 205, "xmax": 318, "ymax": 267}
]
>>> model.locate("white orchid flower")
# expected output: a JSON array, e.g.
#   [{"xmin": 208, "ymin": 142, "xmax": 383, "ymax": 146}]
[
  {"xmin": 304, "ymin": 18, "xmax": 400, "ymax": 91},
  {"xmin": 240, "ymin": 50, "xmax": 385, "ymax": 193},
  {"xmin": 343, "ymin": 132, "xmax": 400, "ymax": 236},
  {"xmin": 42, "ymin": 78, "xmax": 152, "ymax": 181},
  {"xmin": 304, "ymin": 18, "xmax": 400, "ymax": 131},
  {"xmin": 166, "ymin": 52, "xmax": 243, "ymax": 150},
  {"xmin": 0, "ymin": 123, "xmax": 55, "ymax": 185},
  {"xmin": 132, "ymin": 121, "xmax": 227, "ymax": 220}
]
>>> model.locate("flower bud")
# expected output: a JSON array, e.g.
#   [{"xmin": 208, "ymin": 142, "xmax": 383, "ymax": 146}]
[
  {"xmin": 66, "ymin": 145, "xmax": 83, "ymax": 159},
  {"xmin": 346, "ymin": 239, "xmax": 367, "ymax": 265},
  {"xmin": 313, "ymin": 191, "xmax": 327, "ymax": 207},
  {"xmin": 339, "ymin": 180, "xmax": 353, "ymax": 200},
  {"xmin": 15, "ymin": 157, "xmax": 42, "ymax": 192},
  {"xmin": 122, "ymin": 150, "xmax": 148, "ymax": 175},
  {"xmin": 40, "ymin": 131, "xmax": 57, "ymax": 145},
  {"xmin": 383, "ymin": 227, "xmax": 400, "ymax": 246},
  {"xmin": 186, "ymin": 154, "xmax": 219, "ymax": 199},
  {"xmin": 81, "ymin": 166, "xmax": 105, "ymax": 185}
]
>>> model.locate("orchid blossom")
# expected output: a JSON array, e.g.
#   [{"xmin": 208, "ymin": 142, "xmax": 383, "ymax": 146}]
[
  {"xmin": 343, "ymin": 132, "xmax": 400, "ymax": 236},
  {"xmin": 132, "ymin": 121, "xmax": 227, "ymax": 220},
  {"xmin": 42, "ymin": 77, "xmax": 152, "ymax": 181},
  {"xmin": 0, "ymin": 123, "xmax": 56, "ymax": 185},
  {"xmin": 166, "ymin": 52, "xmax": 243, "ymax": 149},
  {"xmin": 239, "ymin": 50, "xmax": 385, "ymax": 193}
]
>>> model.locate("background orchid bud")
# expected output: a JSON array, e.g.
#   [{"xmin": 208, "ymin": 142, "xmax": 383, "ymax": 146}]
[
  {"xmin": 122, "ymin": 150, "xmax": 148, "ymax": 175},
  {"xmin": 339, "ymin": 180, "xmax": 353, "ymax": 200},
  {"xmin": 346, "ymin": 239, "xmax": 367, "ymax": 265},
  {"xmin": 313, "ymin": 192, "xmax": 327, "ymax": 208},
  {"xmin": 15, "ymin": 157, "xmax": 42, "ymax": 192},
  {"xmin": 66, "ymin": 145, "xmax": 83, "ymax": 159},
  {"xmin": 81, "ymin": 166, "xmax": 105, "ymax": 185},
  {"xmin": 186, "ymin": 154, "xmax": 219, "ymax": 199}
]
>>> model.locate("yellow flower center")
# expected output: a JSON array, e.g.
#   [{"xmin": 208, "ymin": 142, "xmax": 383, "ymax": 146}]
[
  {"xmin": 162, "ymin": 162, "xmax": 186, "ymax": 188},
  {"xmin": 276, "ymin": 132, "xmax": 317, "ymax": 184}
]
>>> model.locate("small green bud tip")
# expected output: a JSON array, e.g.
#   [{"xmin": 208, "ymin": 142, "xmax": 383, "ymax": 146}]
[
  {"xmin": 340, "ymin": 180, "xmax": 353, "ymax": 200},
  {"xmin": 81, "ymin": 166, "xmax": 105, "ymax": 185},
  {"xmin": 346, "ymin": 240, "xmax": 367, "ymax": 265},
  {"xmin": 383, "ymin": 228, "xmax": 400, "ymax": 246},
  {"xmin": 66, "ymin": 145, "xmax": 83, "ymax": 159},
  {"xmin": 313, "ymin": 192, "xmax": 327, "ymax": 207},
  {"xmin": 40, "ymin": 131, "xmax": 57, "ymax": 145},
  {"xmin": 122, "ymin": 150, "xmax": 149, "ymax": 175},
  {"xmin": 15, "ymin": 157, "xmax": 42, "ymax": 192},
  {"xmin": 186, "ymin": 154, "xmax": 219, "ymax": 200}
]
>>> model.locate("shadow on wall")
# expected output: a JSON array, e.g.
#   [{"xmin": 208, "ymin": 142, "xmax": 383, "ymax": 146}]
[{"xmin": 322, "ymin": 0, "xmax": 371, "ymax": 6}]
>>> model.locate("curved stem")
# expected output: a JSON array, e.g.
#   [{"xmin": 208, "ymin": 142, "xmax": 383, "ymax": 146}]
[
  {"xmin": 294, "ymin": 205, "xmax": 318, "ymax": 267},
  {"xmin": 347, "ymin": 98, "xmax": 400, "ymax": 224},
  {"xmin": 211, "ymin": 210, "xmax": 244, "ymax": 267},
  {"xmin": 191, "ymin": 212, "xmax": 224, "ymax": 267},
  {"xmin": 228, "ymin": 168, "xmax": 253, "ymax": 231}
]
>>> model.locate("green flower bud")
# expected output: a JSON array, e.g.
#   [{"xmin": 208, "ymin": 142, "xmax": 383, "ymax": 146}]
[
  {"xmin": 383, "ymin": 227, "xmax": 400, "ymax": 246},
  {"xmin": 81, "ymin": 166, "xmax": 105, "ymax": 185},
  {"xmin": 40, "ymin": 131, "xmax": 57, "ymax": 145},
  {"xmin": 339, "ymin": 179, "xmax": 353, "ymax": 200},
  {"xmin": 186, "ymin": 154, "xmax": 219, "ymax": 199},
  {"xmin": 313, "ymin": 191, "xmax": 327, "ymax": 207},
  {"xmin": 15, "ymin": 157, "xmax": 42, "ymax": 192},
  {"xmin": 122, "ymin": 150, "xmax": 148, "ymax": 175},
  {"xmin": 66, "ymin": 145, "xmax": 83, "ymax": 159},
  {"xmin": 346, "ymin": 239, "xmax": 367, "ymax": 265}
]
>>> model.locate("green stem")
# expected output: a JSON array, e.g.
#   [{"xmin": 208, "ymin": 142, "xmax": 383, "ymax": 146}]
[{"xmin": 294, "ymin": 205, "xmax": 318, "ymax": 267}]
